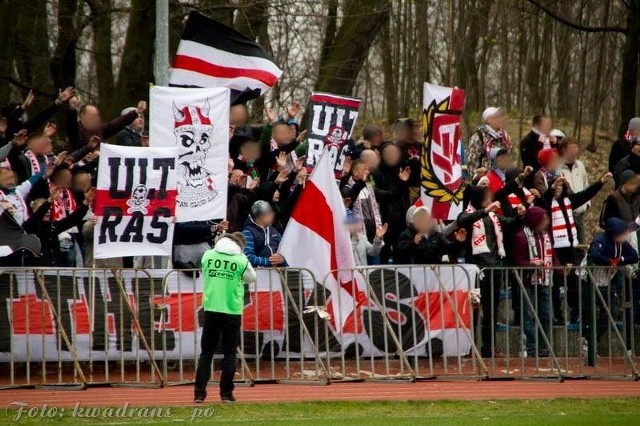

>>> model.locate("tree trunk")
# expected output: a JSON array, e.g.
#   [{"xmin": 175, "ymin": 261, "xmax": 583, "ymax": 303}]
[
  {"xmin": 90, "ymin": 0, "xmax": 115, "ymax": 111},
  {"xmin": 619, "ymin": 1, "xmax": 640, "ymax": 137},
  {"xmin": 50, "ymin": 0, "xmax": 79, "ymax": 90},
  {"xmin": 109, "ymin": 0, "xmax": 156, "ymax": 119},
  {"xmin": 314, "ymin": 0, "xmax": 391, "ymax": 96},
  {"xmin": 380, "ymin": 19, "xmax": 397, "ymax": 124}
]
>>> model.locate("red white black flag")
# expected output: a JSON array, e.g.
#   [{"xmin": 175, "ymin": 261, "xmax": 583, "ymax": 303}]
[{"xmin": 170, "ymin": 11, "xmax": 283, "ymax": 105}]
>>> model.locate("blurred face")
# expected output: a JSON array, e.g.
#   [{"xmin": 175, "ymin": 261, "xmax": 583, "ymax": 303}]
[
  {"xmin": 563, "ymin": 143, "xmax": 579, "ymax": 162},
  {"xmin": 413, "ymin": 210, "xmax": 433, "ymax": 234},
  {"xmin": 481, "ymin": 190, "xmax": 492, "ymax": 209},
  {"xmin": 361, "ymin": 149, "xmax": 380, "ymax": 171},
  {"xmin": 614, "ymin": 231, "xmax": 629, "ymax": 244},
  {"xmin": 229, "ymin": 105, "xmax": 248, "ymax": 127},
  {"xmin": 495, "ymin": 153, "xmax": 513, "ymax": 171},
  {"xmin": 256, "ymin": 211, "xmax": 274, "ymax": 227},
  {"xmin": 367, "ymin": 129, "xmax": 383, "ymax": 147},
  {"xmin": 486, "ymin": 112, "xmax": 506, "ymax": 130},
  {"xmin": 537, "ymin": 117, "xmax": 552, "ymax": 135},
  {"xmin": 53, "ymin": 169, "xmax": 72, "ymax": 189},
  {"xmin": 347, "ymin": 222, "xmax": 360, "ymax": 235},
  {"xmin": 352, "ymin": 163, "xmax": 369, "ymax": 180},
  {"xmin": 535, "ymin": 215, "xmax": 550, "ymax": 233},
  {"xmin": 412, "ymin": 123, "xmax": 422, "ymax": 142},
  {"xmin": 239, "ymin": 141, "xmax": 261, "ymax": 162},
  {"xmin": 80, "ymin": 105, "xmax": 101, "ymax": 131},
  {"xmin": 131, "ymin": 114, "xmax": 144, "ymax": 131},
  {"xmin": 28, "ymin": 135, "xmax": 48, "ymax": 155},
  {"xmin": 272, "ymin": 124, "xmax": 291, "ymax": 145},
  {"xmin": 631, "ymin": 127, "xmax": 640, "ymax": 138},
  {"xmin": 0, "ymin": 168, "xmax": 15, "ymax": 189},
  {"xmin": 381, "ymin": 145, "xmax": 401, "ymax": 167},
  {"xmin": 73, "ymin": 172, "xmax": 92, "ymax": 192},
  {"xmin": 395, "ymin": 125, "xmax": 412, "ymax": 142},
  {"xmin": 546, "ymin": 154, "xmax": 561, "ymax": 172},
  {"xmin": 632, "ymin": 143, "xmax": 640, "ymax": 156},
  {"xmin": 622, "ymin": 176, "xmax": 640, "ymax": 194},
  {"xmin": 229, "ymin": 169, "xmax": 247, "ymax": 187}
]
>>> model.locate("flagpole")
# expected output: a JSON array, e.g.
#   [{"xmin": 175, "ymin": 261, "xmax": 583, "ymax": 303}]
[{"xmin": 154, "ymin": 0, "xmax": 170, "ymax": 86}]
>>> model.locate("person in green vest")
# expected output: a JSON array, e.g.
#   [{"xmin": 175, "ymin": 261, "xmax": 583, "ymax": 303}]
[{"xmin": 194, "ymin": 232, "xmax": 256, "ymax": 404}]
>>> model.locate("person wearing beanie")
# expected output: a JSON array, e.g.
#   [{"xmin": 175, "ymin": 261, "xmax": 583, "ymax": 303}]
[
  {"xmin": 513, "ymin": 206, "xmax": 559, "ymax": 357},
  {"xmin": 396, "ymin": 205, "xmax": 466, "ymax": 265},
  {"xmin": 115, "ymin": 106, "xmax": 145, "ymax": 147},
  {"xmin": 519, "ymin": 114, "xmax": 556, "ymax": 171},
  {"xmin": 608, "ymin": 117, "xmax": 640, "ymax": 174},
  {"xmin": 242, "ymin": 200, "xmax": 287, "ymax": 267},
  {"xmin": 346, "ymin": 208, "xmax": 387, "ymax": 266},
  {"xmin": 456, "ymin": 184, "xmax": 526, "ymax": 357},
  {"xmin": 466, "ymin": 106, "xmax": 511, "ymax": 176},
  {"xmin": 558, "ymin": 137, "xmax": 591, "ymax": 244},
  {"xmin": 584, "ymin": 218, "xmax": 639, "ymax": 351},
  {"xmin": 613, "ymin": 135, "xmax": 640, "ymax": 187}
]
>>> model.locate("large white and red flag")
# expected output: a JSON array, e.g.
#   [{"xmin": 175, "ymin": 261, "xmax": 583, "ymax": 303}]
[
  {"xmin": 279, "ymin": 151, "xmax": 358, "ymax": 330},
  {"xmin": 170, "ymin": 11, "xmax": 283, "ymax": 105},
  {"xmin": 419, "ymin": 83, "xmax": 465, "ymax": 220}
]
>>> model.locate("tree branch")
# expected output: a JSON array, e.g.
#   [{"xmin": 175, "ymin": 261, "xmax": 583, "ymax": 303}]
[{"xmin": 526, "ymin": 0, "xmax": 627, "ymax": 33}]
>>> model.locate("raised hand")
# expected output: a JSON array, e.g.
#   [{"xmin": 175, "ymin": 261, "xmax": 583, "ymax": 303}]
[
  {"xmin": 264, "ymin": 106, "xmax": 277, "ymax": 123},
  {"xmin": 286, "ymin": 101, "xmax": 301, "ymax": 119},
  {"xmin": 375, "ymin": 223, "xmax": 388, "ymax": 240},
  {"xmin": 84, "ymin": 188, "xmax": 96, "ymax": 204},
  {"xmin": 44, "ymin": 122, "xmax": 57, "ymax": 138},
  {"xmin": 296, "ymin": 129, "xmax": 308, "ymax": 143},
  {"xmin": 601, "ymin": 172, "xmax": 613, "ymax": 184},
  {"xmin": 485, "ymin": 201, "xmax": 501, "ymax": 214},
  {"xmin": 21, "ymin": 90, "xmax": 35, "ymax": 110},
  {"xmin": 13, "ymin": 129, "xmax": 28, "ymax": 147},
  {"xmin": 399, "ymin": 166, "xmax": 411, "ymax": 182},
  {"xmin": 54, "ymin": 151, "xmax": 68, "ymax": 166},
  {"xmin": 57, "ymin": 87, "xmax": 75, "ymax": 103},
  {"xmin": 88, "ymin": 135, "xmax": 101, "ymax": 150},
  {"xmin": 274, "ymin": 169, "xmax": 291, "ymax": 185},
  {"xmin": 275, "ymin": 151, "xmax": 287, "ymax": 170},
  {"xmin": 523, "ymin": 166, "xmax": 533, "ymax": 176}
]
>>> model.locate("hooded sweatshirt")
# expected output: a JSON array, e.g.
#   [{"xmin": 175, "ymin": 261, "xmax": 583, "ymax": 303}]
[
  {"xmin": 201, "ymin": 236, "xmax": 257, "ymax": 315},
  {"xmin": 588, "ymin": 218, "xmax": 639, "ymax": 267},
  {"xmin": 242, "ymin": 216, "xmax": 284, "ymax": 267}
]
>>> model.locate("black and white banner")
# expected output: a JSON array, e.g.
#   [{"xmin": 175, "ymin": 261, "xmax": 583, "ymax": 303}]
[
  {"xmin": 149, "ymin": 86, "xmax": 229, "ymax": 222},
  {"xmin": 305, "ymin": 92, "xmax": 361, "ymax": 175},
  {"xmin": 94, "ymin": 144, "xmax": 177, "ymax": 259}
]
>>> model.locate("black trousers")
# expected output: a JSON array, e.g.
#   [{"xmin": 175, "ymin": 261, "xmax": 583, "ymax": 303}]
[
  {"xmin": 194, "ymin": 311, "xmax": 241, "ymax": 399},
  {"xmin": 479, "ymin": 268, "xmax": 502, "ymax": 354}
]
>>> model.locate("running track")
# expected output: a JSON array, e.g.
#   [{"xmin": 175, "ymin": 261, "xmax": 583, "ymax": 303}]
[{"xmin": 1, "ymin": 381, "xmax": 639, "ymax": 407}]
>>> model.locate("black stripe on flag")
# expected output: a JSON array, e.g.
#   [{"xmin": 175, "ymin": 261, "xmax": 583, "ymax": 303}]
[{"xmin": 181, "ymin": 11, "xmax": 277, "ymax": 62}]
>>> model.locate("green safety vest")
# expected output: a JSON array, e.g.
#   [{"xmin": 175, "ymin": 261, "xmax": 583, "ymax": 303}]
[{"xmin": 201, "ymin": 249, "xmax": 249, "ymax": 315}]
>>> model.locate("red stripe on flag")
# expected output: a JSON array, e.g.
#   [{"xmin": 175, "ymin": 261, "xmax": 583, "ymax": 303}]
[
  {"xmin": 413, "ymin": 290, "xmax": 472, "ymax": 329},
  {"xmin": 289, "ymin": 181, "xmax": 337, "ymax": 272},
  {"xmin": 309, "ymin": 94, "xmax": 361, "ymax": 109},
  {"xmin": 173, "ymin": 55, "xmax": 279, "ymax": 87},
  {"xmin": 93, "ymin": 189, "xmax": 177, "ymax": 216},
  {"xmin": 430, "ymin": 199, "xmax": 451, "ymax": 221}
]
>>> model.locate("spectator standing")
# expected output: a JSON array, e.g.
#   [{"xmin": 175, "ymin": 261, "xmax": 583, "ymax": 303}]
[
  {"xmin": 466, "ymin": 107, "xmax": 511, "ymax": 176},
  {"xmin": 520, "ymin": 114, "xmax": 557, "ymax": 171},
  {"xmin": 559, "ymin": 137, "xmax": 591, "ymax": 244}
]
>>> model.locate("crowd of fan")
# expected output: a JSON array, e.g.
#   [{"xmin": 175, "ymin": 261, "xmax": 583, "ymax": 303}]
[{"xmin": 2, "ymin": 89, "xmax": 640, "ymax": 357}]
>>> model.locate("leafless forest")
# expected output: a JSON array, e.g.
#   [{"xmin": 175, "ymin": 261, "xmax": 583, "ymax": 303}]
[{"xmin": 1, "ymin": 0, "xmax": 638, "ymax": 146}]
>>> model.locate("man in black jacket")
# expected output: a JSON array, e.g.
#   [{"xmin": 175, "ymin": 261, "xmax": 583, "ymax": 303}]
[
  {"xmin": 613, "ymin": 138, "xmax": 640, "ymax": 187},
  {"xmin": 609, "ymin": 117, "xmax": 640, "ymax": 174},
  {"xmin": 519, "ymin": 114, "xmax": 556, "ymax": 171}
]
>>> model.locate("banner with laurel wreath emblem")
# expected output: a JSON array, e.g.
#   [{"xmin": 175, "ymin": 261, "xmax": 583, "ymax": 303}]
[{"xmin": 419, "ymin": 83, "xmax": 465, "ymax": 220}]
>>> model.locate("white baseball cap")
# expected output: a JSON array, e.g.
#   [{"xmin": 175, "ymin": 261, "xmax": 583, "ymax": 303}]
[
  {"xmin": 482, "ymin": 107, "xmax": 505, "ymax": 122},
  {"xmin": 550, "ymin": 128, "xmax": 566, "ymax": 138}
]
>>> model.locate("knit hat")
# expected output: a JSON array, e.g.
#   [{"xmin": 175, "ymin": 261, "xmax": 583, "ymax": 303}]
[
  {"xmin": 251, "ymin": 200, "xmax": 272, "ymax": 218},
  {"xmin": 412, "ymin": 206, "xmax": 431, "ymax": 221},
  {"xmin": 525, "ymin": 206, "xmax": 547, "ymax": 229},
  {"xmin": 121, "ymin": 107, "xmax": 137, "ymax": 116},
  {"xmin": 628, "ymin": 117, "xmax": 640, "ymax": 133},
  {"xmin": 620, "ymin": 169, "xmax": 637, "ymax": 185},
  {"xmin": 345, "ymin": 208, "xmax": 360, "ymax": 225},
  {"xmin": 405, "ymin": 205, "xmax": 417, "ymax": 226},
  {"xmin": 482, "ymin": 107, "xmax": 505, "ymax": 122},
  {"xmin": 537, "ymin": 148, "xmax": 558, "ymax": 168}
]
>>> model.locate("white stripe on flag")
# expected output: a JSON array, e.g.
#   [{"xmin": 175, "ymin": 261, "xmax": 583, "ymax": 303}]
[
  {"xmin": 169, "ymin": 68, "xmax": 271, "ymax": 92},
  {"xmin": 176, "ymin": 40, "xmax": 283, "ymax": 78}
]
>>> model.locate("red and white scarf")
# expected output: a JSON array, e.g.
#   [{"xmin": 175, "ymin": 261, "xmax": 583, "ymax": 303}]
[
  {"xmin": 467, "ymin": 206, "xmax": 505, "ymax": 258},
  {"xmin": 49, "ymin": 184, "xmax": 77, "ymax": 221},
  {"xmin": 25, "ymin": 149, "xmax": 49, "ymax": 175},
  {"xmin": 524, "ymin": 226, "xmax": 553, "ymax": 286},
  {"xmin": 550, "ymin": 197, "xmax": 577, "ymax": 248},
  {"xmin": 482, "ymin": 126, "xmax": 511, "ymax": 161},
  {"xmin": 507, "ymin": 187, "xmax": 531, "ymax": 209}
]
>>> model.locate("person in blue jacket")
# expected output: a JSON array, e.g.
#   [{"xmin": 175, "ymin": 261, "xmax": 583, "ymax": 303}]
[{"xmin": 242, "ymin": 200, "xmax": 287, "ymax": 267}]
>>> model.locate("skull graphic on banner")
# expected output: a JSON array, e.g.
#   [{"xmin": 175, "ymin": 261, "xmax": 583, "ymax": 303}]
[{"xmin": 172, "ymin": 99, "xmax": 218, "ymax": 207}]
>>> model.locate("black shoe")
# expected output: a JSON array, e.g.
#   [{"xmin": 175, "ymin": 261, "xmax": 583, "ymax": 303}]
[
  {"xmin": 220, "ymin": 393, "xmax": 236, "ymax": 403},
  {"xmin": 194, "ymin": 397, "xmax": 205, "ymax": 404}
]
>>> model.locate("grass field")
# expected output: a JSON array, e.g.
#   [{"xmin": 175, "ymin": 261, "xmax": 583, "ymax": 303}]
[{"xmin": 2, "ymin": 398, "xmax": 640, "ymax": 425}]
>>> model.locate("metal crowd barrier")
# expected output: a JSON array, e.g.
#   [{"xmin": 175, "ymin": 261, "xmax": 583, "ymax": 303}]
[
  {"xmin": 1, "ymin": 264, "xmax": 638, "ymax": 391},
  {"xmin": 478, "ymin": 265, "xmax": 639, "ymax": 381}
]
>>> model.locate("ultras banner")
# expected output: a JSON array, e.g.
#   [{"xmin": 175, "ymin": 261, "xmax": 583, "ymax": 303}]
[
  {"xmin": 420, "ymin": 83, "xmax": 465, "ymax": 220},
  {"xmin": 149, "ymin": 86, "xmax": 230, "ymax": 222},
  {"xmin": 0, "ymin": 266, "xmax": 477, "ymax": 362},
  {"xmin": 305, "ymin": 92, "xmax": 361, "ymax": 176},
  {"xmin": 93, "ymin": 144, "xmax": 178, "ymax": 258}
]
